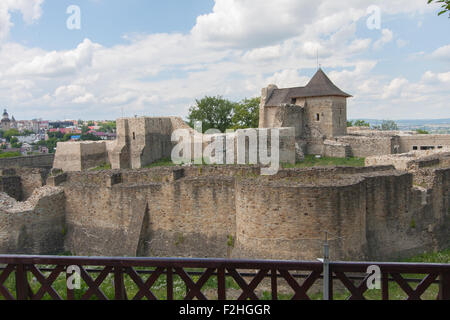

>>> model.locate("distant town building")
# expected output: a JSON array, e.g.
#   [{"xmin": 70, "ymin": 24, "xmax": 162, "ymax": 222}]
[{"xmin": 1, "ymin": 109, "xmax": 17, "ymax": 131}]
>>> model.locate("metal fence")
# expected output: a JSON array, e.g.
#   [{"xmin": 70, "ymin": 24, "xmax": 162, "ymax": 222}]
[{"xmin": 0, "ymin": 255, "xmax": 449, "ymax": 300}]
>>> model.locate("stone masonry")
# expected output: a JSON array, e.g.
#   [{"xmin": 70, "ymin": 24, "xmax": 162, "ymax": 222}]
[{"xmin": 0, "ymin": 154, "xmax": 449, "ymax": 261}]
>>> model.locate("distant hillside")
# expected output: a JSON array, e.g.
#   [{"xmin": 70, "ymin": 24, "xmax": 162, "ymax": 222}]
[
  {"xmin": 349, "ymin": 119, "xmax": 450, "ymax": 126},
  {"xmin": 348, "ymin": 118, "xmax": 450, "ymax": 134}
]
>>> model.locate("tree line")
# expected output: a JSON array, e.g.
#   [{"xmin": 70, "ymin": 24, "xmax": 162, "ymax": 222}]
[{"xmin": 187, "ymin": 96, "xmax": 260, "ymax": 133}]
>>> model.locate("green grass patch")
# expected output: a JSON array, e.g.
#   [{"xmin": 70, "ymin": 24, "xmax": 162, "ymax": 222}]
[
  {"xmin": 0, "ymin": 152, "xmax": 22, "ymax": 158},
  {"xmin": 284, "ymin": 155, "xmax": 365, "ymax": 168},
  {"xmin": 144, "ymin": 158, "xmax": 177, "ymax": 168},
  {"xmin": 90, "ymin": 163, "xmax": 112, "ymax": 171}
]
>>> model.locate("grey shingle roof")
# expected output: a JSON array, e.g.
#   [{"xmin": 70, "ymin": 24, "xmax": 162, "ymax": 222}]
[{"xmin": 265, "ymin": 69, "xmax": 352, "ymax": 107}]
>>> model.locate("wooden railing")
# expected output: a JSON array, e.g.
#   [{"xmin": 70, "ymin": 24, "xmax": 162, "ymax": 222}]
[{"xmin": 0, "ymin": 255, "xmax": 449, "ymax": 300}]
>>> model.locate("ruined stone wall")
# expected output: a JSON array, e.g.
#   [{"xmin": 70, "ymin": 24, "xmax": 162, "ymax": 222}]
[
  {"xmin": 398, "ymin": 135, "xmax": 450, "ymax": 153},
  {"xmin": 234, "ymin": 177, "xmax": 367, "ymax": 261},
  {"xmin": 56, "ymin": 164, "xmax": 449, "ymax": 261},
  {"xmin": 1, "ymin": 159, "xmax": 448, "ymax": 260},
  {"xmin": 260, "ymin": 105, "xmax": 304, "ymax": 140},
  {"xmin": 53, "ymin": 141, "xmax": 109, "ymax": 172},
  {"xmin": 366, "ymin": 150, "xmax": 450, "ymax": 171},
  {"xmin": 336, "ymin": 135, "xmax": 394, "ymax": 158},
  {"xmin": 62, "ymin": 169, "xmax": 236, "ymax": 257},
  {"xmin": 14, "ymin": 168, "xmax": 50, "ymax": 200},
  {"xmin": 0, "ymin": 154, "xmax": 54, "ymax": 169},
  {"xmin": 110, "ymin": 117, "xmax": 191, "ymax": 170},
  {"xmin": 323, "ymin": 140, "xmax": 351, "ymax": 158},
  {"xmin": 0, "ymin": 186, "xmax": 65, "ymax": 255}
]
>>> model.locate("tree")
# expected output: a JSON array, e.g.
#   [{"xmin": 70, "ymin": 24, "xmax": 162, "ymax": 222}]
[
  {"xmin": 416, "ymin": 129, "xmax": 429, "ymax": 134},
  {"xmin": 81, "ymin": 133, "xmax": 101, "ymax": 141},
  {"xmin": 81, "ymin": 126, "xmax": 90, "ymax": 134},
  {"xmin": 3, "ymin": 129, "xmax": 20, "ymax": 142},
  {"xmin": 428, "ymin": 0, "xmax": 450, "ymax": 16},
  {"xmin": 10, "ymin": 137, "xmax": 22, "ymax": 148},
  {"xmin": 62, "ymin": 133, "xmax": 73, "ymax": 141},
  {"xmin": 354, "ymin": 120, "xmax": 370, "ymax": 127},
  {"xmin": 188, "ymin": 96, "xmax": 235, "ymax": 133},
  {"xmin": 21, "ymin": 130, "xmax": 34, "ymax": 136},
  {"xmin": 380, "ymin": 120, "xmax": 399, "ymax": 131},
  {"xmin": 99, "ymin": 121, "xmax": 116, "ymax": 133},
  {"xmin": 48, "ymin": 131, "xmax": 64, "ymax": 139},
  {"xmin": 348, "ymin": 120, "xmax": 370, "ymax": 127},
  {"xmin": 232, "ymin": 98, "xmax": 260, "ymax": 129}
]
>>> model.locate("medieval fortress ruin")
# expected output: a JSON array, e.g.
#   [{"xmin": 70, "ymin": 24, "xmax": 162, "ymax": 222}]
[{"xmin": 0, "ymin": 69, "xmax": 449, "ymax": 261}]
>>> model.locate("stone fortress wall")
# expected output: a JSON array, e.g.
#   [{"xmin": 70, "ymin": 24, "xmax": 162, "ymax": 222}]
[
  {"xmin": 53, "ymin": 117, "xmax": 297, "ymax": 172},
  {"xmin": 52, "ymin": 68, "xmax": 450, "ymax": 172},
  {"xmin": 2, "ymin": 67, "xmax": 450, "ymax": 261},
  {"xmin": 0, "ymin": 154, "xmax": 449, "ymax": 261},
  {"xmin": 0, "ymin": 154, "xmax": 54, "ymax": 169}
]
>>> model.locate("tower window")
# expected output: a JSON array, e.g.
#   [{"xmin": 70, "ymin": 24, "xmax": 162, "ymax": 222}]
[
  {"xmin": 133, "ymin": 132, "xmax": 136, "ymax": 140},
  {"xmin": 316, "ymin": 113, "xmax": 320, "ymax": 121}
]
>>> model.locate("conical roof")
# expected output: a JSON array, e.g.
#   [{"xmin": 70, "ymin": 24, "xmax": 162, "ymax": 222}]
[
  {"xmin": 305, "ymin": 68, "xmax": 352, "ymax": 97},
  {"xmin": 264, "ymin": 68, "xmax": 352, "ymax": 106}
]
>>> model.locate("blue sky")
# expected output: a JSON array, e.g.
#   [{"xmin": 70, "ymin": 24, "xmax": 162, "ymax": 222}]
[
  {"xmin": 0, "ymin": 0, "xmax": 448, "ymax": 121},
  {"xmin": 10, "ymin": 0, "xmax": 214, "ymax": 50}
]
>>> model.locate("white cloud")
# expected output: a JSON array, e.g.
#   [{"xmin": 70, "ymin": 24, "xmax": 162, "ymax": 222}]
[
  {"xmin": 7, "ymin": 39, "xmax": 97, "ymax": 78},
  {"xmin": 382, "ymin": 78, "xmax": 409, "ymax": 99},
  {"xmin": 373, "ymin": 29, "xmax": 393, "ymax": 50},
  {"xmin": 0, "ymin": 0, "xmax": 44, "ymax": 41},
  {"xmin": 0, "ymin": 0, "xmax": 447, "ymax": 120},
  {"xmin": 431, "ymin": 44, "xmax": 450, "ymax": 61}
]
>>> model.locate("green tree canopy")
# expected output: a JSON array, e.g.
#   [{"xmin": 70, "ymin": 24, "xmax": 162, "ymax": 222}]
[
  {"xmin": 3, "ymin": 129, "xmax": 20, "ymax": 142},
  {"xmin": 48, "ymin": 131, "xmax": 64, "ymax": 139},
  {"xmin": 428, "ymin": 0, "xmax": 450, "ymax": 16},
  {"xmin": 380, "ymin": 120, "xmax": 399, "ymax": 131},
  {"xmin": 232, "ymin": 97, "xmax": 260, "ymax": 130},
  {"xmin": 347, "ymin": 120, "xmax": 370, "ymax": 127},
  {"xmin": 99, "ymin": 121, "xmax": 116, "ymax": 133},
  {"xmin": 188, "ymin": 96, "xmax": 236, "ymax": 133}
]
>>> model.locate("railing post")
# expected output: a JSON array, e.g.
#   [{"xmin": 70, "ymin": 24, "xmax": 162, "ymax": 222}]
[
  {"xmin": 217, "ymin": 267, "xmax": 226, "ymax": 300},
  {"xmin": 167, "ymin": 267, "xmax": 174, "ymax": 300},
  {"xmin": 114, "ymin": 266, "xmax": 127, "ymax": 300},
  {"xmin": 15, "ymin": 264, "xmax": 28, "ymax": 300},
  {"xmin": 439, "ymin": 272, "xmax": 450, "ymax": 300}
]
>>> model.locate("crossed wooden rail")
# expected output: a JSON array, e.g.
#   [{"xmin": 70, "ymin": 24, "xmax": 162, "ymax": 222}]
[{"xmin": 0, "ymin": 255, "xmax": 449, "ymax": 300}]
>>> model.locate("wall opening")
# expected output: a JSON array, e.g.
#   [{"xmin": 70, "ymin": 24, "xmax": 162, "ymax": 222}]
[
  {"xmin": 133, "ymin": 132, "xmax": 136, "ymax": 140},
  {"xmin": 316, "ymin": 113, "xmax": 320, "ymax": 121}
]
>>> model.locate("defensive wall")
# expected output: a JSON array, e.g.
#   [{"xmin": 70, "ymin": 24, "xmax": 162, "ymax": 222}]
[
  {"xmin": 0, "ymin": 162, "xmax": 448, "ymax": 261},
  {"xmin": 0, "ymin": 154, "xmax": 54, "ymax": 169},
  {"xmin": 53, "ymin": 117, "xmax": 297, "ymax": 172}
]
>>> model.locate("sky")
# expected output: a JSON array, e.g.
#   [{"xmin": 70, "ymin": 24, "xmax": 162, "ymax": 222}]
[{"xmin": 0, "ymin": 0, "xmax": 448, "ymax": 121}]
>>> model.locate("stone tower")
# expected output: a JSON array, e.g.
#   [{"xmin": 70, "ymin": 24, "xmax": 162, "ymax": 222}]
[
  {"xmin": 259, "ymin": 68, "xmax": 352, "ymax": 155},
  {"xmin": 1, "ymin": 109, "xmax": 11, "ymax": 131}
]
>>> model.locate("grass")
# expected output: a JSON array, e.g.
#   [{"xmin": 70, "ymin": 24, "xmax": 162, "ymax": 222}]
[
  {"xmin": 90, "ymin": 163, "xmax": 112, "ymax": 171},
  {"xmin": 0, "ymin": 249, "xmax": 448, "ymax": 300},
  {"xmin": 0, "ymin": 151, "xmax": 22, "ymax": 158},
  {"xmin": 143, "ymin": 158, "xmax": 176, "ymax": 168},
  {"xmin": 139, "ymin": 156, "xmax": 366, "ymax": 169},
  {"xmin": 284, "ymin": 155, "xmax": 366, "ymax": 168}
]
